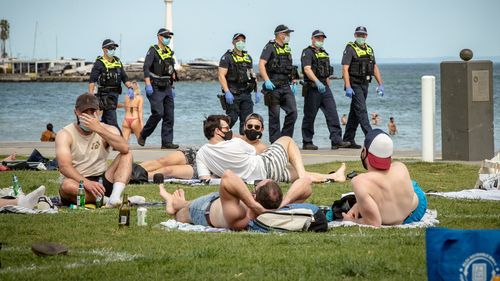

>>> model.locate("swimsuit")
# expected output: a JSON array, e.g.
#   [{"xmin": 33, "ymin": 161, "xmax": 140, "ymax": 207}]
[{"xmin": 403, "ymin": 180, "xmax": 428, "ymax": 224}]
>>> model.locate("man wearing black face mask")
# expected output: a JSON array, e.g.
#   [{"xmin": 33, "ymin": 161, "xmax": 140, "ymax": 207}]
[
  {"xmin": 196, "ymin": 115, "xmax": 347, "ymax": 183},
  {"xmin": 241, "ymin": 113, "xmax": 266, "ymax": 154},
  {"xmin": 56, "ymin": 93, "xmax": 133, "ymax": 208}
]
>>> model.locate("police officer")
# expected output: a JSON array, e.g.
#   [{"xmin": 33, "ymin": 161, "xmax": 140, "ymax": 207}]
[
  {"xmin": 139, "ymin": 28, "xmax": 178, "ymax": 149},
  {"xmin": 88, "ymin": 39, "xmax": 133, "ymax": 131},
  {"xmin": 259, "ymin": 24, "xmax": 299, "ymax": 143},
  {"xmin": 218, "ymin": 33, "xmax": 261, "ymax": 134},
  {"xmin": 341, "ymin": 26, "xmax": 384, "ymax": 149},
  {"xmin": 301, "ymin": 30, "xmax": 351, "ymax": 150}
]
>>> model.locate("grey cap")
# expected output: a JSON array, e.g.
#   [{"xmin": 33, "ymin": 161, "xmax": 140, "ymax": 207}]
[
  {"xmin": 312, "ymin": 30, "xmax": 327, "ymax": 38},
  {"xmin": 102, "ymin": 39, "xmax": 118, "ymax": 49},
  {"xmin": 232, "ymin": 33, "xmax": 246, "ymax": 41},
  {"xmin": 157, "ymin": 28, "xmax": 174, "ymax": 37},
  {"xmin": 75, "ymin": 93, "xmax": 99, "ymax": 111},
  {"xmin": 274, "ymin": 24, "xmax": 294, "ymax": 34},
  {"xmin": 355, "ymin": 26, "xmax": 368, "ymax": 35}
]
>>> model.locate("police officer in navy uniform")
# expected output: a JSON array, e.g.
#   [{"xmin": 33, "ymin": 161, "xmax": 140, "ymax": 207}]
[
  {"xmin": 88, "ymin": 39, "xmax": 133, "ymax": 132},
  {"xmin": 301, "ymin": 30, "xmax": 351, "ymax": 150},
  {"xmin": 258, "ymin": 24, "xmax": 299, "ymax": 143},
  {"xmin": 218, "ymin": 33, "xmax": 261, "ymax": 134},
  {"xmin": 341, "ymin": 26, "xmax": 384, "ymax": 149},
  {"xmin": 139, "ymin": 28, "xmax": 178, "ymax": 149}
]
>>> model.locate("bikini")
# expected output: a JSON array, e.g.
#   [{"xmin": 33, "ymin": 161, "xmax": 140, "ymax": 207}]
[{"xmin": 124, "ymin": 105, "xmax": 139, "ymax": 127}]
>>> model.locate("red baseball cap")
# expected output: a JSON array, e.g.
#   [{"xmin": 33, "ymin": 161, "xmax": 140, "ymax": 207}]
[{"xmin": 364, "ymin": 129, "xmax": 393, "ymax": 170}]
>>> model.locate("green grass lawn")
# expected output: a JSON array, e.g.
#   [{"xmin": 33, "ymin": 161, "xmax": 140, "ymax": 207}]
[{"xmin": 0, "ymin": 160, "xmax": 499, "ymax": 281}]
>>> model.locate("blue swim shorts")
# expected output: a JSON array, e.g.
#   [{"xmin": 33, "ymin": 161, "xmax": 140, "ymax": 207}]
[{"xmin": 403, "ymin": 181, "xmax": 428, "ymax": 224}]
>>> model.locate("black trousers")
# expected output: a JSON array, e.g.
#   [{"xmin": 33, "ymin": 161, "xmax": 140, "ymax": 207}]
[
  {"xmin": 267, "ymin": 84, "xmax": 297, "ymax": 143},
  {"xmin": 226, "ymin": 92, "xmax": 254, "ymax": 135},
  {"xmin": 141, "ymin": 85, "xmax": 175, "ymax": 146},
  {"xmin": 342, "ymin": 82, "xmax": 372, "ymax": 143},
  {"xmin": 97, "ymin": 92, "xmax": 121, "ymax": 133},
  {"xmin": 301, "ymin": 85, "xmax": 343, "ymax": 145}
]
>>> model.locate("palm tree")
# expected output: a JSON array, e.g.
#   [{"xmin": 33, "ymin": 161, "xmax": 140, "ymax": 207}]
[{"xmin": 1, "ymin": 19, "xmax": 10, "ymax": 58}]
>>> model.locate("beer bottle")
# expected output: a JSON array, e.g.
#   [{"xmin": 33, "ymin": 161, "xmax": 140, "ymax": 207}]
[
  {"xmin": 77, "ymin": 180, "xmax": 85, "ymax": 208},
  {"xmin": 12, "ymin": 175, "xmax": 22, "ymax": 196},
  {"xmin": 118, "ymin": 194, "xmax": 130, "ymax": 227},
  {"xmin": 95, "ymin": 177, "xmax": 103, "ymax": 208}
]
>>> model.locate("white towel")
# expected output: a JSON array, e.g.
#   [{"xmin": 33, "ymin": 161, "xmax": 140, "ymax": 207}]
[
  {"xmin": 427, "ymin": 189, "xmax": 500, "ymax": 201},
  {"xmin": 159, "ymin": 219, "xmax": 229, "ymax": 232},
  {"xmin": 328, "ymin": 209, "xmax": 439, "ymax": 229}
]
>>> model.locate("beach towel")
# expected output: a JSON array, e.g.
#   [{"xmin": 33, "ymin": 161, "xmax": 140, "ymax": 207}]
[
  {"xmin": 0, "ymin": 205, "xmax": 58, "ymax": 214},
  {"xmin": 159, "ymin": 219, "xmax": 229, "ymax": 233},
  {"xmin": 427, "ymin": 189, "xmax": 500, "ymax": 201},
  {"xmin": 327, "ymin": 209, "xmax": 439, "ymax": 229}
]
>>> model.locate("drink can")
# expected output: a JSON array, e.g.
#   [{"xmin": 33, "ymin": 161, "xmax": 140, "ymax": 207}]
[{"xmin": 137, "ymin": 207, "xmax": 147, "ymax": 226}]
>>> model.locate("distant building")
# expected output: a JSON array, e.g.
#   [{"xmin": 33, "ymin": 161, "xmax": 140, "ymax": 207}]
[{"xmin": 0, "ymin": 57, "xmax": 87, "ymax": 74}]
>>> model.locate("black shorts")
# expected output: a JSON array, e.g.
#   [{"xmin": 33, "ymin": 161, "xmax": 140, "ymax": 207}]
[{"xmin": 59, "ymin": 174, "xmax": 113, "ymax": 206}]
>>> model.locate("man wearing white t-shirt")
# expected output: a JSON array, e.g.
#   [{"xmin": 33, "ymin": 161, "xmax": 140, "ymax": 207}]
[{"xmin": 196, "ymin": 115, "xmax": 346, "ymax": 183}]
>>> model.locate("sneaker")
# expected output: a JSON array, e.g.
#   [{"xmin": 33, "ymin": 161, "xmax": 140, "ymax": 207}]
[
  {"xmin": 137, "ymin": 135, "xmax": 146, "ymax": 146},
  {"xmin": 161, "ymin": 143, "xmax": 179, "ymax": 149},
  {"xmin": 302, "ymin": 143, "xmax": 318, "ymax": 150},
  {"xmin": 331, "ymin": 141, "xmax": 351, "ymax": 150},
  {"xmin": 346, "ymin": 142, "xmax": 362, "ymax": 149}
]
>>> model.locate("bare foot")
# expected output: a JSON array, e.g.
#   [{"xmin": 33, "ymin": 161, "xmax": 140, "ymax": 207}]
[
  {"xmin": 171, "ymin": 189, "xmax": 188, "ymax": 210},
  {"xmin": 159, "ymin": 184, "xmax": 176, "ymax": 215},
  {"xmin": 4, "ymin": 152, "xmax": 16, "ymax": 161},
  {"xmin": 330, "ymin": 163, "xmax": 347, "ymax": 183}
]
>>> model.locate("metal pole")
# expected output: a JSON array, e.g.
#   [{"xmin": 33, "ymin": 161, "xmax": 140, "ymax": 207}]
[{"xmin": 421, "ymin": 75, "xmax": 435, "ymax": 162}]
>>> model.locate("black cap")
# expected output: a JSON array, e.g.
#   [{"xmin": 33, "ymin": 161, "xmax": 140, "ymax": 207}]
[
  {"xmin": 312, "ymin": 30, "xmax": 327, "ymax": 38},
  {"xmin": 157, "ymin": 28, "xmax": 174, "ymax": 37},
  {"xmin": 102, "ymin": 39, "xmax": 118, "ymax": 49},
  {"xmin": 355, "ymin": 26, "xmax": 368, "ymax": 35},
  {"xmin": 274, "ymin": 24, "xmax": 294, "ymax": 34},
  {"xmin": 232, "ymin": 33, "xmax": 246, "ymax": 41}
]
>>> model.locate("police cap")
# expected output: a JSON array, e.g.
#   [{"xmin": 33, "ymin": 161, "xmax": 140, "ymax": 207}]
[
  {"xmin": 232, "ymin": 33, "xmax": 246, "ymax": 41},
  {"xmin": 355, "ymin": 26, "xmax": 368, "ymax": 35},
  {"xmin": 102, "ymin": 39, "xmax": 118, "ymax": 49},
  {"xmin": 274, "ymin": 24, "xmax": 294, "ymax": 34},
  {"xmin": 157, "ymin": 28, "xmax": 174, "ymax": 37},
  {"xmin": 312, "ymin": 30, "xmax": 327, "ymax": 38}
]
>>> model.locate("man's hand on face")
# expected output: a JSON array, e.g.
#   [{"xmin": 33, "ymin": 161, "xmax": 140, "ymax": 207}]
[{"xmin": 79, "ymin": 112, "xmax": 101, "ymax": 132}]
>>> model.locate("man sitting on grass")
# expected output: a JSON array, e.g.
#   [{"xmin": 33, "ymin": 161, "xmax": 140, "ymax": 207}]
[
  {"xmin": 196, "ymin": 114, "xmax": 346, "ymax": 183},
  {"xmin": 56, "ymin": 93, "xmax": 132, "ymax": 207},
  {"xmin": 342, "ymin": 129, "xmax": 428, "ymax": 227},
  {"xmin": 159, "ymin": 170, "xmax": 312, "ymax": 230}
]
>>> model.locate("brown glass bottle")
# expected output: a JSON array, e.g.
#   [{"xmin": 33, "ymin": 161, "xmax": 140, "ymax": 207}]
[{"xmin": 118, "ymin": 194, "xmax": 130, "ymax": 227}]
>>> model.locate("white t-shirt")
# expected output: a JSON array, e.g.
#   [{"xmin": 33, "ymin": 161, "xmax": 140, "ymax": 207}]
[{"xmin": 196, "ymin": 138, "xmax": 266, "ymax": 181}]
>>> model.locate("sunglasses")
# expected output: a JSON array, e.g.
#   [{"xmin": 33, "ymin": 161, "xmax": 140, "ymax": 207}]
[
  {"xmin": 107, "ymin": 47, "xmax": 116, "ymax": 51},
  {"xmin": 246, "ymin": 124, "xmax": 261, "ymax": 130}
]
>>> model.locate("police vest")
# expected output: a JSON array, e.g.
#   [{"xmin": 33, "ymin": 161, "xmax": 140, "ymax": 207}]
[
  {"xmin": 303, "ymin": 46, "xmax": 333, "ymax": 82},
  {"xmin": 225, "ymin": 50, "xmax": 254, "ymax": 85},
  {"xmin": 265, "ymin": 41, "xmax": 294, "ymax": 80},
  {"xmin": 347, "ymin": 42, "xmax": 374, "ymax": 80},
  {"xmin": 149, "ymin": 44, "xmax": 175, "ymax": 78},
  {"xmin": 96, "ymin": 56, "xmax": 122, "ymax": 88}
]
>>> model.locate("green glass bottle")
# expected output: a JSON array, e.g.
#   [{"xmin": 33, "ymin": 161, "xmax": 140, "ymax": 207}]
[
  {"xmin": 12, "ymin": 175, "xmax": 22, "ymax": 196},
  {"xmin": 118, "ymin": 194, "xmax": 130, "ymax": 227},
  {"xmin": 77, "ymin": 180, "xmax": 85, "ymax": 208}
]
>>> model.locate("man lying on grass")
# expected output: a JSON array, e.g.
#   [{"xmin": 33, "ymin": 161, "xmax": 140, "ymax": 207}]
[
  {"xmin": 56, "ymin": 93, "xmax": 133, "ymax": 207},
  {"xmin": 342, "ymin": 129, "xmax": 428, "ymax": 227},
  {"xmin": 159, "ymin": 170, "xmax": 312, "ymax": 230},
  {"xmin": 196, "ymin": 114, "xmax": 347, "ymax": 183}
]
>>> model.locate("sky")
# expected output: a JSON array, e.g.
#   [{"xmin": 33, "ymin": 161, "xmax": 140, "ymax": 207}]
[{"xmin": 1, "ymin": 0, "xmax": 500, "ymax": 63}]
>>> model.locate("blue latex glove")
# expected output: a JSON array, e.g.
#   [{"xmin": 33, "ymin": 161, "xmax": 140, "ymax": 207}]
[
  {"xmin": 264, "ymin": 80, "xmax": 276, "ymax": 91},
  {"xmin": 145, "ymin": 84, "xmax": 154, "ymax": 98},
  {"xmin": 255, "ymin": 91, "xmax": 262, "ymax": 104},
  {"xmin": 172, "ymin": 88, "xmax": 176, "ymax": 99},
  {"xmin": 127, "ymin": 87, "xmax": 134, "ymax": 100},
  {"xmin": 345, "ymin": 87, "xmax": 354, "ymax": 98},
  {"xmin": 225, "ymin": 91, "xmax": 234, "ymax": 104},
  {"xmin": 376, "ymin": 84, "xmax": 384, "ymax": 97},
  {"xmin": 291, "ymin": 83, "xmax": 297, "ymax": 95},
  {"xmin": 315, "ymin": 80, "xmax": 326, "ymax": 94}
]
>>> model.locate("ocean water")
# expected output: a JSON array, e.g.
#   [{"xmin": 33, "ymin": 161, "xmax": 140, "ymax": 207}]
[{"xmin": 0, "ymin": 63, "xmax": 499, "ymax": 151}]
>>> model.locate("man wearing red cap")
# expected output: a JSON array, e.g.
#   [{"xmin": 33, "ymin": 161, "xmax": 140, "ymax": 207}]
[{"xmin": 342, "ymin": 129, "xmax": 427, "ymax": 227}]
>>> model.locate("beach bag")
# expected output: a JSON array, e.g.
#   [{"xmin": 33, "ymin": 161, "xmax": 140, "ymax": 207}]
[
  {"xmin": 475, "ymin": 152, "xmax": 500, "ymax": 190},
  {"xmin": 252, "ymin": 203, "xmax": 327, "ymax": 232},
  {"xmin": 331, "ymin": 194, "xmax": 357, "ymax": 221},
  {"xmin": 426, "ymin": 227, "xmax": 500, "ymax": 281}
]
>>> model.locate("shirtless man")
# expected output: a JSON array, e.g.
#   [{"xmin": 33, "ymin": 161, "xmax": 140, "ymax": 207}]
[
  {"xmin": 388, "ymin": 117, "xmax": 397, "ymax": 135},
  {"xmin": 139, "ymin": 113, "xmax": 268, "ymax": 180},
  {"xmin": 159, "ymin": 170, "xmax": 312, "ymax": 230},
  {"xmin": 120, "ymin": 81, "xmax": 144, "ymax": 142},
  {"xmin": 342, "ymin": 129, "xmax": 427, "ymax": 227},
  {"xmin": 196, "ymin": 115, "xmax": 346, "ymax": 183},
  {"xmin": 56, "ymin": 93, "xmax": 132, "ymax": 207}
]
